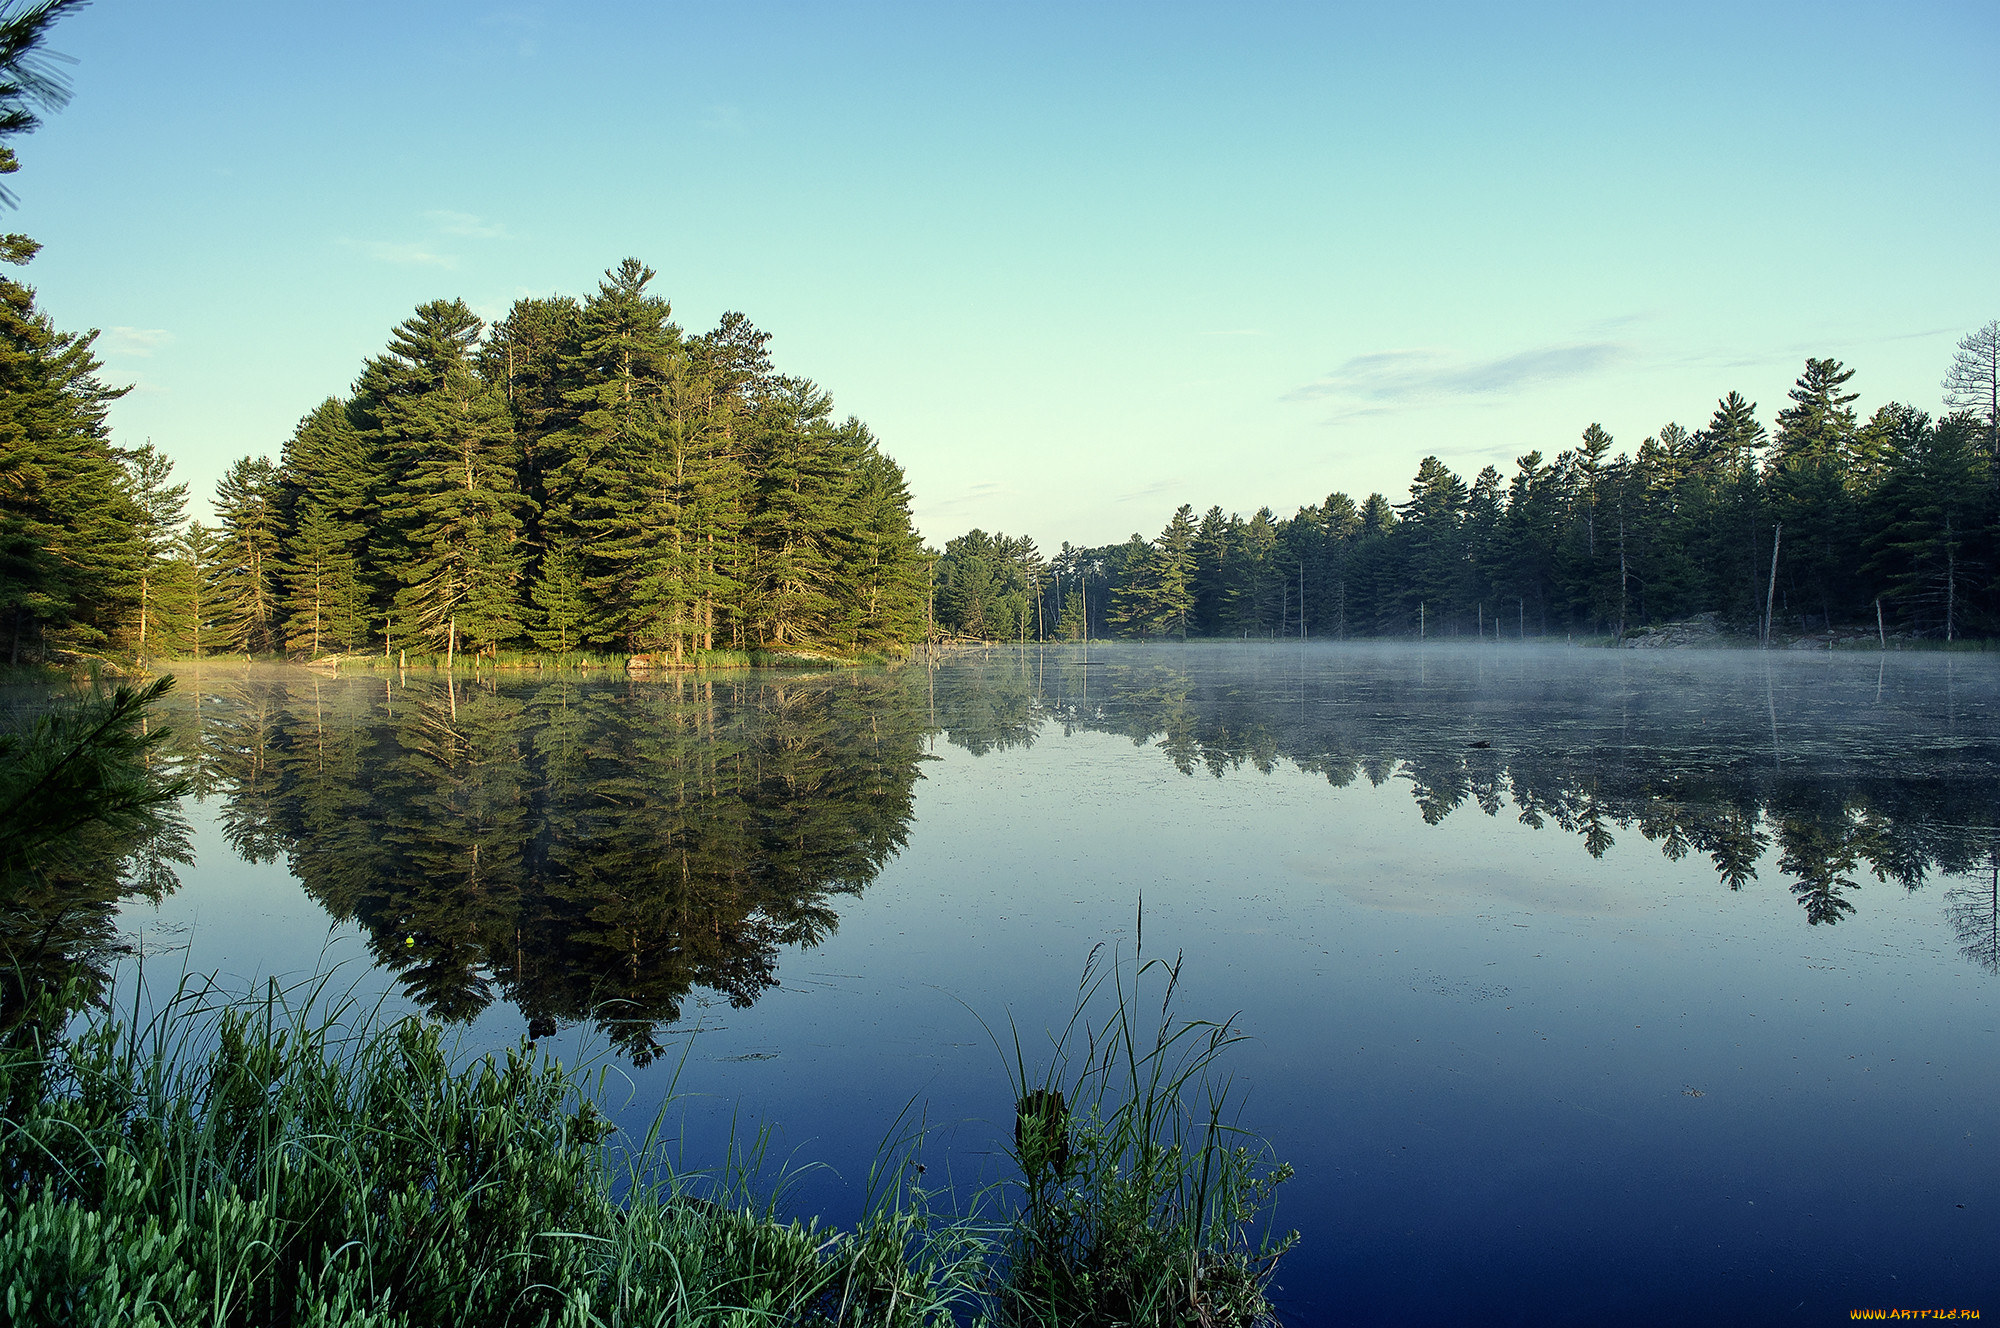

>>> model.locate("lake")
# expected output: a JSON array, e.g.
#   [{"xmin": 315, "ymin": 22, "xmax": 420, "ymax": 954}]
[{"xmin": 98, "ymin": 645, "xmax": 2000, "ymax": 1322}]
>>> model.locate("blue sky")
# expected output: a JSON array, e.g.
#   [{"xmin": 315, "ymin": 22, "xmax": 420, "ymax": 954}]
[{"xmin": 18, "ymin": 0, "xmax": 1999, "ymax": 548}]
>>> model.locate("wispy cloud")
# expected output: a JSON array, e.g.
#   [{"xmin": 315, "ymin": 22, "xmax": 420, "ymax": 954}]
[
  {"xmin": 927, "ymin": 481, "xmax": 1007, "ymax": 512},
  {"xmin": 1112, "ymin": 478, "xmax": 1183, "ymax": 506},
  {"xmin": 1286, "ymin": 342, "xmax": 1629, "ymax": 406},
  {"xmin": 105, "ymin": 326, "xmax": 171, "ymax": 358},
  {"xmin": 426, "ymin": 209, "xmax": 507, "ymax": 239},
  {"xmin": 343, "ymin": 239, "xmax": 459, "ymax": 269}
]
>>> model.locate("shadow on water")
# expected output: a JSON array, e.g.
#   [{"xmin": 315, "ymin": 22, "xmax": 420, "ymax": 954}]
[{"xmin": 7, "ymin": 643, "xmax": 1998, "ymax": 1058}]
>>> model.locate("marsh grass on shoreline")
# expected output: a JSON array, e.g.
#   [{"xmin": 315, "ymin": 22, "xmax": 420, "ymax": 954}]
[
  {"xmin": 0, "ymin": 951, "xmax": 1292, "ymax": 1328},
  {"xmin": 0, "ymin": 971, "xmax": 986, "ymax": 1327}
]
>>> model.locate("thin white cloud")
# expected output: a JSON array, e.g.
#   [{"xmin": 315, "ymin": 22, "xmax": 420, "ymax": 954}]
[
  {"xmin": 1112, "ymin": 478, "xmax": 1183, "ymax": 506},
  {"xmin": 927, "ymin": 481, "xmax": 1007, "ymax": 512},
  {"xmin": 426, "ymin": 209, "xmax": 507, "ymax": 239},
  {"xmin": 343, "ymin": 239, "xmax": 459, "ymax": 269},
  {"xmin": 1287, "ymin": 342, "xmax": 1629, "ymax": 405},
  {"xmin": 105, "ymin": 326, "xmax": 172, "ymax": 357}
]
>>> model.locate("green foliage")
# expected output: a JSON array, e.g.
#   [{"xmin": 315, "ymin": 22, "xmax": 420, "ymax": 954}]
[
  {"xmin": 936, "ymin": 530, "xmax": 1042, "ymax": 641},
  {"xmin": 989, "ymin": 932, "xmax": 1295, "ymax": 1327},
  {"xmin": 212, "ymin": 456, "xmax": 283, "ymax": 654},
  {"xmin": 166, "ymin": 265, "xmax": 931, "ymax": 667},
  {"xmin": 0, "ymin": 977, "xmax": 986, "ymax": 1328},
  {"xmin": 975, "ymin": 346, "xmax": 2000, "ymax": 644},
  {"xmin": 0, "ymin": 676, "xmax": 190, "ymax": 1031},
  {"xmin": 0, "ymin": 258, "xmax": 137, "ymax": 660}
]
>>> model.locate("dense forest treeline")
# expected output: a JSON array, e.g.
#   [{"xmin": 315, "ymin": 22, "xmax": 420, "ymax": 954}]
[
  {"xmin": 935, "ymin": 337, "xmax": 2000, "ymax": 645},
  {"xmin": 5, "ymin": 259, "xmax": 934, "ymax": 666}
]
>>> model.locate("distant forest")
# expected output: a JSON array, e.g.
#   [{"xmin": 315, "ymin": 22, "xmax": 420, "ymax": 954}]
[
  {"xmin": 4, "ymin": 259, "xmax": 932, "ymax": 666},
  {"xmin": 934, "ymin": 335, "xmax": 2000, "ymax": 645}
]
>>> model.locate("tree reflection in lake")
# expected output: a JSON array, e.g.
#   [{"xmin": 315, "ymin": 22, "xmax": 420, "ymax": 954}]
[
  {"xmin": 932, "ymin": 646, "xmax": 2000, "ymax": 954},
  {"xmin": 161, "ymin": 668, "xmax": 930, "ymax": 1063},
  {"xmin": 12, "ymin": 646, "xmax": 1997, "ymax": 1065}
]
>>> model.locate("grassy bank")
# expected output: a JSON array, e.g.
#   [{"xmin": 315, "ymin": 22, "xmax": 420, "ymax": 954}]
[{"xmin": 0, "ymin": 956, "xmax": 1293, "ymax": 1328}]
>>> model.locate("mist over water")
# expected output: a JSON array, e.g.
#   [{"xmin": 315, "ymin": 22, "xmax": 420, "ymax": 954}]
[{"xmin": 89, "ymin": 646, "xmax": 2000, "ymax": 1321}]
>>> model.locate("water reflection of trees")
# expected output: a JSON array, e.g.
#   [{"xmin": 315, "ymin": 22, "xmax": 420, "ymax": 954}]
[
  {"xmin": 19, "ymin": 650, "xmax": 1998, "ymax": 1050},
  {"xmin": 165, "ymin": 668, "xmax": 930, "ymax": 1062},
  {"xmin": 0, "ymin": 686, "xmax": 193, "ymax": 1033},
  {"xmin": 931, "ymin": 650, "xmax": 2000, "ymax": 962}
]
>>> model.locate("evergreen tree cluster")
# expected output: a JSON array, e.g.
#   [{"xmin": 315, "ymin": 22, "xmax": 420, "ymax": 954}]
[
  {"xmin": 937, "ymin": 344, "xmax": 2000, "ymax": 644},
  {"xmin": 0, "ymin": 6, "xmax": 932, "ymax": 667},
  {"xmin": 172, "ymin": 262, "xmax": 929, "ymax": 663}
]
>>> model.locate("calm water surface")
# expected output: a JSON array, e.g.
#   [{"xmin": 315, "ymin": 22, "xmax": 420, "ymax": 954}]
[{"xmin": 105, "ymin": 645, "xmax": 2000, "ymax": 1323}]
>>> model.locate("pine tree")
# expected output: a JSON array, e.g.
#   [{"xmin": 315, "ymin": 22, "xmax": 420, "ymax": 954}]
[
  {"xmin": 1774, "ymin": 359, "xmax": 1860, "ymax": 466},
  {"xmin": 0, "ymin": 255, "xmax": 138, "ymax": 660},
  {"xmin": 280, "ymin": 504, "xmax": 366, "ymax": 657},
  {"xmin": 171, "ymin": 521, "xmax": 228, "ymax": 658},
  {"xmin": 528, "ymin": 542, "xmax": 586, "ymax": 658},
  {"xmin": 742, "ymin": 378, "xmax": 858, "ymax": 647},
  {"xmin": 1105, "ymin": 533, "xmax": 1158, "ymax": 639},
  {"xmin": 213, "ymin": 455, "xmax": 283, "ymax": 654},
  {"xmin": 836, "ymin": 444, "xmax": 928, "ymax": 649},
  {"xmin": 358, "ymin": 300, "xmax": 531, "ymax": 660},
  {"xmin": 1395, "ymin": 457, "xmax": 1471, "ymax": 632},
  {"xmin": 543, "ymin": 259, "xmax": 684, "ymax": 650},
  {"xmin": 1150, "ymin": 504, "xmax": 1198, "ymax": 638},
  {"xmin": 1768, "ymin": 359, "xmax": 1863, "ymax": 629},
  {"xmin": 119, "ymin": 442, "xmax": 186, "ymax": 659},
  {"xmin": 1865, "ymin": 406, "xmax": 1988, "ymax": 638}
]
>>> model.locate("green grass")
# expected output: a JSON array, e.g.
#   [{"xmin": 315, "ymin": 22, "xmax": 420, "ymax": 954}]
[
  {"xmin": 0, "ymin": 936, "xmax": 1292, "ymax": 1328},
  {"xmin": 985, "ymin": 925, "xmax": 1296, "ymax": 1328},
  {"xmin": 0, "ymin": 973, "xmax": 984, "ymax": 1328}
]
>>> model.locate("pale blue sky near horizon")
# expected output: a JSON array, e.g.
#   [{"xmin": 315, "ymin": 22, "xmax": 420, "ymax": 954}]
[{"xmin": 17, "ymin": 0, "xmax": 1999, "ymax": 549}]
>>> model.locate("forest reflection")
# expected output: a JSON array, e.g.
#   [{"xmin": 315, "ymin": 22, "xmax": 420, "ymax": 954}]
[
  {"xmin": 10, "ymin": 649, "xmax": 1997, "ymax": 1060},
  {"xmin": 157, "ymin": 668, "xmax": 930, "ymax": 1063},
  {"xmin": 933, "ymin": 648, "xmax": 2000, "ymax": 974}
]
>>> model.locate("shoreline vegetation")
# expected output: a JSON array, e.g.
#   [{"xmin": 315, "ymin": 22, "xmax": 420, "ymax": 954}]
[
  {"xmin": 927, "ymin": 340, "xmax": 2000, "ymax": 651},
  {"xmin": 17, "ymin": 619, "xmax": 1988, "ymax": 691},
  {"xmin": 0, "ymin": 681, "xmax": 1296, "ymax": 1327}
]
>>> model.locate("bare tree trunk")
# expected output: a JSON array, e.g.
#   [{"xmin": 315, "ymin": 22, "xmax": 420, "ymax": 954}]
[
  {"xmin": 1763, "ymin": 523, "xmax": 1782, "ymax": 646},
  {"xmin": 1617, "ymin": 520, "xmax": 1628, "ymax": 638},
  {"xmin": 1947, "ymin": 535, "xmax": 1957, "ymax": 643}
]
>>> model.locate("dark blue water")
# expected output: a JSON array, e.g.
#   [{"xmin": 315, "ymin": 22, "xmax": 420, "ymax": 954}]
[{"xmin": 112, "ymin": 645, "xmax": 2000, "ymax": 1323}]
